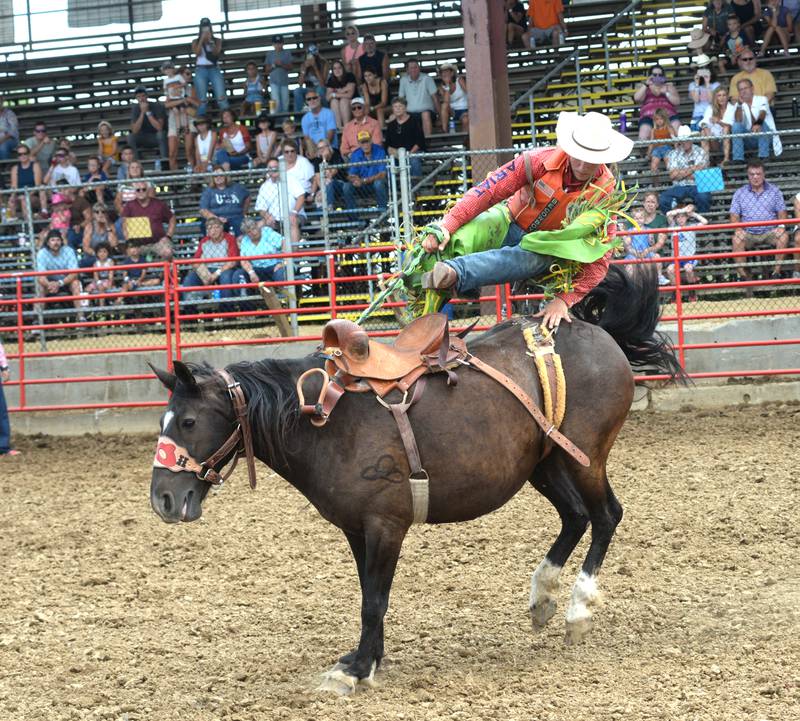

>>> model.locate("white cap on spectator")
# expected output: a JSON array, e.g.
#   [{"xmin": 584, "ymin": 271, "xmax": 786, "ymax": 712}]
[
  {"xmin": 351, "ymin": 97, "xmax": 366, "ymax": 106},
  {"xmin": 676, "ymin": 125, "xmax": 694, "ymax": 139}
]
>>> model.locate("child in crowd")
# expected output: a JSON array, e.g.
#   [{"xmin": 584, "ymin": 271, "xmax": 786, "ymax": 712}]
[
  {"xmin": 97, "ymin": 121, "xmax": 119, "ymax": 176},
  {"xmin": 240, "ymin": 61, "xmax": 266, "ymax": 116},
  {"xmin": 162, "ymin": 60, "xmax": 192, "ymax": 171},
  {"xmin": 85, "ymin": 242, "xmax": 117, "ymax": 304},
  {"xmin": 0, "ymin": 338, "xmax": 20, "ymax": 457},
  {"xmin": 280, "ymin": 117, "xmax": 303, "ymax": 154},
  {"xmin": 624, "ymin": 207, "xmax": 667, "ymax": 284},
  {"xmin": 648, "ymin": 108, "xmax": 675, "ymax": 172},
  {"xmin": 665, "ymin": 203, "xmax": 709, "ymax": 300},
  {"xmin": 253, "ymin": 112, "xmax": 278, "ymax": 167},
  {"xmin": 719, "ymin": 16, "xmax": 753, "ymax": 73},
  {"xmin": 38, "ymin": 192, "xmax": 71, "ymax": 246},
  {"xmin": 81, "ymin": 156, "xmax": 112, "ymax": 205},
  {"xmin": 116, "ymin": 146, "xmax": 135, "ymax": 180},
  {"xmin": 120, "ymin": 243, "xmax": 163, "ymax": 296}
]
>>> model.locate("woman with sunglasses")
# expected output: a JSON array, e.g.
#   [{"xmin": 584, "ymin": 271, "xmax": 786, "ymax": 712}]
[
  {"xmin": 632, "ymin": 64, "xmax": 681, "ymax": 140},
  {"xmin": 7, "ymin": 143, "xmax": 47, "ymax": 221}
]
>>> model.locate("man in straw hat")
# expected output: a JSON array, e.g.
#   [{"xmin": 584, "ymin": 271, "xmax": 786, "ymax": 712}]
[{"xmin": 420, "ymin": 111, "xmax": 633, "ymax": 329}]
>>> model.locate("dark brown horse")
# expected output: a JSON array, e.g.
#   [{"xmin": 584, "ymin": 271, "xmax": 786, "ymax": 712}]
[{"xmin": 149, "ymin": 267, "xmax": 682, "ymax": 694}]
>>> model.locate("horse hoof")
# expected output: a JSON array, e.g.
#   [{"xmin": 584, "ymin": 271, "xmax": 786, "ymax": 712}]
[
  {"xmin": 564, "ymin": 616, "xmax": 593, "ymax": 645},
  {"xmin": 530, "ymin": 598, "xmax": 558, "ymax": 631},
  {"xmin": 317, "ymin": 667, "xmax": 358, "ymax": 696}
]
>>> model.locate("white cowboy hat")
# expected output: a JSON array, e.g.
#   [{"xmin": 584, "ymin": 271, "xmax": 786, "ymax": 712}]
[
  {"xmin": 693, "ymin": 53, "xmax": 713, "ymax": 68},
  {"xmin": 556, "ymin": 111, "xmax": 634, "ymax": 164},
  {"xmin": 687, "ymin": 27, "xmax": 710, "ymax": 49},
  {"xmin": 676, "ymin": 124, "xmax": 694, "ymax": 139}
]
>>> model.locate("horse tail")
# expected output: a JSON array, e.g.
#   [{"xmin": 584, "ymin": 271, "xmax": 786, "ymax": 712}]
[{"xmin": 571, "ymin": 265, "xmax": 687, "ymax": 383}]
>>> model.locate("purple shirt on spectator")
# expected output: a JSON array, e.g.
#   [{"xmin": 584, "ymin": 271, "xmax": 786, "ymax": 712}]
[{"xmin": 729, "ymin": 181, "xmax": 786, "ymax": 235}]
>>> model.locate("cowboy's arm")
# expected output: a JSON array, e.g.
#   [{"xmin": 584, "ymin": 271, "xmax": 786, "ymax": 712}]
[{"xmin": 557, "ymin": 251, "xmax": 612, "ymax": 308}]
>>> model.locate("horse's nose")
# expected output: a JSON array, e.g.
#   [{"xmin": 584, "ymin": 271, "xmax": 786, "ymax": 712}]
[{"xmin": 151, "ymin": 488, "xmax": 180, "ymax": 523}]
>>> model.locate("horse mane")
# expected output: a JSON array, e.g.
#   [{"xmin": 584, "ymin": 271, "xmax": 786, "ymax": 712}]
[
  {"xmin": 571, "ymin": 265, "xmax": 688, "ymax": 383},
  {"xmin": 187, "ymin": 358, "xmax": 303, "ymax": 466}
]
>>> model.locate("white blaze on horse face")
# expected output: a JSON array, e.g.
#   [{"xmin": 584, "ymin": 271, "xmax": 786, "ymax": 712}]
[
  {"xmin": 564, "ymin": 571, "xmax": 601, "ymax": 644},
  {"xmin": 162, "ymin": 411, "xmax": 175, "ymax": 434},
  {"xmin": 529, "ymin": 558, "xmax": 562, "ymax": 630}
]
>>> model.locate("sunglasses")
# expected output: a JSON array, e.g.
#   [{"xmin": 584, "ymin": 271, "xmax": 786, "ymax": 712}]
[
  {"xmin": 35, "ymin": 128, "xmax": 46, "ymax": 133},
  {"xmin": 135, "ymin": 188, "xmax": 148, "ymax": 193},
  {"xmin": 740, "ymin": 56, "xmax": 755, "ymax": 61},
  {"xmin": 56, "ymin": 153, "xmax": 66, "ymax": 158},
  {"xmin": 352, "ymin": 104, "xmax": 364, "ymax": 109},
  {"xmin": 284, "ymin": 149, "xmax": 297, "ymax": 153},
  {"xmin": 306, "ymin": 95, "xmax": 320, "ymax": 100},
  {"xmin": 651, "ymin": 72, "xmax": 664, "ymax": 76},
  {"xmin": 17, "ymin": 151, "xmax": 29, "ymax": 156},
  {"xmin": 267, "ymin": 167, "xmax": 279, "ymax": 172}
]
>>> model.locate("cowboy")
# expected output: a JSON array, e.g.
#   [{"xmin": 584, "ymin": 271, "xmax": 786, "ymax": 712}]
[{"xmin": 421, "ymin": 111, "xmax": 633, "ymax": 329}]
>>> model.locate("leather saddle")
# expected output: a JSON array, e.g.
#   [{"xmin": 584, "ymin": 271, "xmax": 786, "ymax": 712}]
[{"xmin": 322, "ymin": 313, "xmax": 459, "ymax": 396}]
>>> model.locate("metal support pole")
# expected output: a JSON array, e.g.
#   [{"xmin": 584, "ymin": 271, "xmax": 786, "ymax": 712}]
[
  {"xmin": 278, "ymin": 157, "xmax": 299, "ymax": 337},
  {"xmin": 603, "ymin": 31, "xmax": 611, "ymax": 92},
  {"xmin": 529, "ymin": 94, "xmax": 536, "ymax": 146},
  {"xmin": 631, "ymin": 12, "xmax": 639, "ymax": 65},
  {"xmin": 574, "ymin": 53, "xmax": 584, "ymax": 113},
  {"xmin": 388, "ymin": 154, "xmax": 401, "ymax": 247},
  {"xmin": 398, "ymin": 148, "xmax": 413, "ymax": 251},
  {"xmin": 22, "ymin": 189, "xmax": 45, "ymax": 351},
  {"xmin": 15, "ymin": 277, "xmax": 26, "ymax": 410},
  {"xmin": 320, "ymin": 157, "xmax": 331, "ymax": 250}
]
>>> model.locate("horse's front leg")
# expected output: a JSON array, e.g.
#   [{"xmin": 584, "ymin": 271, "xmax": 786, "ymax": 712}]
[{"xmin": 319, "ymin": 518, "xmax": 406, "ymax": 695}]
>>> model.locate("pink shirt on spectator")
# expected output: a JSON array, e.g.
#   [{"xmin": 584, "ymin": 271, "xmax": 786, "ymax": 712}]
[
  {"xmin": 0, "ymin": 340, "xmax": 7, "ymax": 370},
  {"xmin": 639, "ymin": 88, "xmax": 677, "ymax": 120}
]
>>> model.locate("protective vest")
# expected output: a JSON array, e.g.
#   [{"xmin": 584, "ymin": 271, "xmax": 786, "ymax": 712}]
[{"xmin": 506, "ymin": 147, "xmax": 615, "ymax": 232}]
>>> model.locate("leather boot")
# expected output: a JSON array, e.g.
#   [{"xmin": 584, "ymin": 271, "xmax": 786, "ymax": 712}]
[{"xmin": 421, "ymin": 261, "xmax": 458, "ymax": 290}]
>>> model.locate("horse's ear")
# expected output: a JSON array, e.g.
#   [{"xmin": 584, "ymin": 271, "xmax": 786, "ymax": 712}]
[
  {"xmin": 149, "ymin": 362, "xmax": 176, "ymax": 391},
  {"xmin": 173, "ymin": 361, "xmax": 199, "ymax": 392}
]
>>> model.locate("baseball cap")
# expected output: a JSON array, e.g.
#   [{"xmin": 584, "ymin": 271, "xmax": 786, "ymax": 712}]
[
  {"xmin": 206, "ymin": 216, "xmax": 224, "ymax": 227},
  {"xmin": 351, "ymin": 96, "xmax": 365, "ymax": 106},
  {"xmin": 272, "ymin": 34, "xmax": 284, "ymax": 43},
  {"xmin": 357, "ymin": 130, "xmax": 372, "ymax": 142},
  {"xmin": 133, "ymin": 85, "xmax": 147, "ymax": 96},
  {"xmin": 161, "ymin": 59, "xmax": 176, "ymax": 71},
  {"xmin": 199, "ymin": 17, "xmax": 212, "ymax": 27},
  {"xmin": 194, "ymin": 115, "xmax": 210, "ymax": 126},
  {"xmin": 51, "ymin": 193, "xmax": 67, "ymax": 205}
]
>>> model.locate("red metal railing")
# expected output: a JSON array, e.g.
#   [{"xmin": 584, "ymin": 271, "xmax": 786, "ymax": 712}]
[{"xmin": 1, "ymin": 215, "xmax": 799, "ymax": 412}]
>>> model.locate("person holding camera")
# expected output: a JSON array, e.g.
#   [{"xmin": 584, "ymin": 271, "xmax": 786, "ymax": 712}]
[
  {"xmin": 294, "ymin": 44, "xmax": 329, "ymax": 113},
  {"xmin": 633, "ymin": 64, "xmax": 681, "ymax": 141},
  {"xmin": 688, "ymin": 61, "xmax": 720, "ymax": 130},
  {"xmin": 192, "ymin": 17, "xmax": 230, "ymax": 117}
]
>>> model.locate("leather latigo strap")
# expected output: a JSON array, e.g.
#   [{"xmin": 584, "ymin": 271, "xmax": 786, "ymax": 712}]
[{"xmin": 464, "ymin": 354, "xmax": 590, "ymax": 467}]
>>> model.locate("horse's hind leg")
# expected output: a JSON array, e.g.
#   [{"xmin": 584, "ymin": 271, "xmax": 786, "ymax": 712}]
[
  {"xmin": 563, "ymin": 464, "xmax": 623, "ymax": 646},
  {"xmin": 528, "ymin": 455, "xmax": 590, "ymax": 631}
]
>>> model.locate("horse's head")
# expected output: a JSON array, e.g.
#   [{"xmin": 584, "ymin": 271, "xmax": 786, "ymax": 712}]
[{"xmin": 149, "ymin": 362, "xmax": 237, "ymax": 523}]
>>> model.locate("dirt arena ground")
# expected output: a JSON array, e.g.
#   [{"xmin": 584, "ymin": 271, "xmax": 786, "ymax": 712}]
[{"xmin": 1, "ymin": 405, "xmax": 799, "ymax": 721}]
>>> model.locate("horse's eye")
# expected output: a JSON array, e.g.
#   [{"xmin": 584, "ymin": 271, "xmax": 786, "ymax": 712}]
[{"xmin": 182, "ymin": 418, "xmax": 196, "ymax": 429}]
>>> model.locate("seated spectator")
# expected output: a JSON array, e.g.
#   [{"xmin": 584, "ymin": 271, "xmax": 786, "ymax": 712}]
[
  {"xmin": 115, "ymin": 160, "xmax": 151, "ymax": 218},
  {"xmin": 729, "ymin": 0, "xmax": 761, "ymax": 41},
  {"xmin": 24, "ymin": 121, "xmax": 56, "ymax": 172},
  {"xmin": 398, "ymin": 59, "xmax": 439, "ymax": 138},
  {"xmin": 641, "ymin": 191, "xmax": 669, "ymax": 237},
  {"xmin": 81, "ymin": 156, "xmax": 112, "ymax": 206},
  {"xmin": 233, "ymin": 217, "xmax": 287, "ymax": 286},
  {"xmin": 57, "ymin": 138, "xmax": 78, "ymax": 167},
  {"xmin": 253, "ymin": 112, "xmax": 278, "ymax": 167},
  {"xmin": 38, "ymin": 192, "xmax": 71, "ymax": 246},
  {"xmin": 280, "ymin": 117, "xmax": 303, "ymax": 155},
  {"xmin": 659, "ymin": 126, "xmax": 712, "ymax": 214},
  {"xmin": 728, "ymin": 51, "xmax": 776, "ymax": 102},
  {"xmin": 192, "ymin": 116, "xmax": 217, "ymax": 173},
  {"xmin": 688, "ymin": 62, "xmax": 719, "ymax": 131},
  {"xmin": 624, "ymin": 207, "xmax": 667, "ymax": 284},
  {"xmin": 192, "ymin": 18, "xmax": 229, "ymax": 117},
  {"xmin": 282, "ymin": 140, "xmax": 316, "ymax": 194},
  {"xmin": 343, "ymin": 131, "xmax": 388, "ymax": 221},
  {"xmin": 127, "ymin": 86, "xmax": 168, "ymax": 164},
  {"xmin": 81, "ymin": 203, "xmax": 119, "ymax": 269},
  {"xmin": 240, "ymin": 60, "xmax": 266, "ymax": 116},
  {"xmin": 311, "ymin": 138, "xmax": 345, "ymax": 208},
  {"xmin": 702, "ymin": 0, "xmax": 731, "ymax": 53},
  {"xmin": 438, "ymin": 63, "xmax": 469, "ymax": 134},
  {"xmin": 633, "ymin": 64, "xmax": 681, "ymax": 140},
  {"xmin": 524, "ymin": 0, "xmax": 567, "ymax": 48},
  {"xmin": 120, "ymin": 243, "xmax": 163, "ymax": 295},
  {"xmin": 84, "ymin": 242, "xmax": 118, "ymax": 304},
  {"xmin": 294, "ymin": 44, "xmax": 329, "ymax": 113},
  {"xmin": 215, "ymin": 109, "xmax": 252, "ymax": 171},
  {"xmin": 255, "ymin": 158, "xmax": 307, "ymax": 248},
  {"xmin": 0, "ymin": 94, "xmax": 19, "ymax": 161},
  {"xmin": 58, "ymin": 182, "xmax": 92, "ymax": 251},
  {"xmin": 700, "ymin": 87, "xmax": 733, "ymax": 164},
  {"xmin": 361, "ymin": 69, "xmax": 389, "ymax": 127},
  {"xmin": 759, "ymin": 0, "xmax": 792, "ymax": 56},
  {"xmin": 181, "ymin": 217, "xmax": 239, "ymax": 300},
  {"xmin": 44, "ymin": 148, "xmax": 80, "ymax": 187},
  {"xmin": 199, "ymin": 166, "xmax": 251, "ymax": 236},
  {"xmin": 264, "ymin": 35, "xmax": 293, "ymax": 114},
  {"xmin": 664, "ymin": 203, "xmax": 708, "ymax": 298},
  {"xmin": 648, "ymin": 109, "xmax": 676, "ymax": 173},
  {"xmin": 506, "ymin": 0, "xmax": 529, "ymax": 48},
  {"xmin": 35, "ymin": 229, "xmax": 84, "ymax": 318},
  {"xmin": 326, "ymin": 60, "xmax": 357, "ymax": 129},
  {"xmin": 357, "ymin": 34, "xmax": 390, "ymax": 83},
  {"xmin": 385, "ymin": 97, "xmax": 426, "ymax": 179},
  {"xmin": 718, "ymin": 16, "xmax": 755, "ymax": 73},
  {"xmin": 730, "ymin": 160, "xmax": 788, "ymax": 281},
  {"xmin": 340, "ymin": 97, "xmax": 382, "ymax": 158},
  {"xmin": 722, "ymin": 78, "xmax": 781, "ymax": 161},
  {"xmin": 784, "ymin": 0, "xmax": 800, "ymax": 41},
  {"xmin": 340, "ymin": 25, "xmax": 364, "ymax": 76},
  {"xmin": 120, "ymin": 181, "xmax": 175, "ymax": 260},
  {"xmin": 96, "ymin": 121, "xmax": 119, "ymax": 176},
  {"xmin": 7, "ymin": 144, "xmax": 46, "ymax": 221},
  {"xmin": 162, "ymin": 59, "xmax": 194, "ymax": 171},
  {"xmin": 116, "ymin": 146, "xmax": 135, "ymax": 181},
  {"xmin": 301, "ymin": 91, "xmax": 338, "ymax": 149}
]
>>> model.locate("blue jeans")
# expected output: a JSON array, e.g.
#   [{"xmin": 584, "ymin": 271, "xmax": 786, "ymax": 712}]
[
  {"xmin": 269, "ymin": 83, "xmax": 290, "ymax": 114},
  {"xmin": 659, "ymin": 184, "xmax": 711, "ymax": 214},
  {"xmin": 181, "ymin": 268, "xmax": 238, "ymax": 300},
  {"xmin": 0, "ymin": 380, "xmax": 10, "ymax": 453},
  {"xmin": 293, "ymin": 83, "xmax": 327, "ymax": 111},
  {"xmin": 409, "ymin": 155, "xmax": 423, "ymax": 178},
  {"xmin": 0, "ymin": 137, "xmax": 18, "ymax": 161},
  {"xmin": 194, "ymin": 65, "xmax": 229, "ymax": 116},
  {"xmin": 324, "ymin": 178, "xmax": 346, "ymax": 208},
  {"xmin": 232, "ymin": 264, "xmax": 286, "ymax": 285},
  {"xmin": 214, "ymin": 149, "xmax": 250, "ymax": 170},
  {"xmin": 446, "ymin": 221, "xmax": 555, "ymax": 296},
  {"xmin": 731, "ymin": 121, "xmax": 771, "ymax": 161},
  {"xmin": 343, "ymin": 178, "xmax": 388, "ymax": 220}
]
